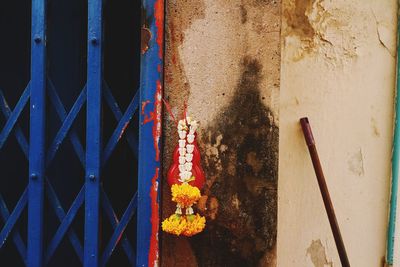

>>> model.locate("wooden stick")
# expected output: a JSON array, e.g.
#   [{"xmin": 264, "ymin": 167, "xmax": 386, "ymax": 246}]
[{"xmin": 300, "ymin": 117, "xmax": 350, "ymax": 267}]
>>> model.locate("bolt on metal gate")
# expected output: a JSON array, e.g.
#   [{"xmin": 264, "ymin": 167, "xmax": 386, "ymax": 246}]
[{"xmin": 0, "ymin": 0, "xmax": 163, "ymax": 266}]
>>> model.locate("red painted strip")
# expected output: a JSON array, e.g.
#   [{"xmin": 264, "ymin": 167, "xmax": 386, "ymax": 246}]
[
  {"xmin": 154, "ymin": 0, "xmax": 164, "ymax": 59},
  {"xmin": 148, "ymin": 167, "xmax": 160, "ymax": 267}
]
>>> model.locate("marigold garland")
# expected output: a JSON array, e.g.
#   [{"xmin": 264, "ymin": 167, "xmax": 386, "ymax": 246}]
[{"xmin": 162, "ymin": 115, "xmax": 207, "ymax": 237}]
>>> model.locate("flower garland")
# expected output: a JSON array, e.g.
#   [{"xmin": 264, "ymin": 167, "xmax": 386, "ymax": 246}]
[{"xmin": 162, "ymin": 116, "xmax": 206, "ymax": 236}]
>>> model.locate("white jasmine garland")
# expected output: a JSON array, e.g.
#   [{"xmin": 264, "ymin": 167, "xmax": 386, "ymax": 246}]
[{"xmin": 176, "ymin": 117, "xmax": 199, "ymax": 183}]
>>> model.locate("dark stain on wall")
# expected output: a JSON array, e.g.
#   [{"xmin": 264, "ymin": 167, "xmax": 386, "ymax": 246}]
[
  {"xmin": 240, "ymin": 4, "xmax": 248, "ymax": 24},
  {"xmin": 190, "ymin": 56, "xmax": 279, "ymax": 267}
]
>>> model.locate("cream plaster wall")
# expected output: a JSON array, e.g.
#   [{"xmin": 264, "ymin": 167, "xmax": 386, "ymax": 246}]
[
  {"xmin": 278, "ymin": 1, "xmax": 397, "ymax": 266},
  {"xmin": 163, "ymin": 0, "xmax": 398, "ymax": 266}
]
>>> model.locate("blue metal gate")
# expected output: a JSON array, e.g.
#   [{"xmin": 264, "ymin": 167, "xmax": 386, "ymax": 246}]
[{"xmin": 0, "ymin": 0, "xmax": 163, "ymax": 266}]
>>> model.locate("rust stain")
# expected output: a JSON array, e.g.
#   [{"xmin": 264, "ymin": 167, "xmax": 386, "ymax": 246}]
[
  {"xmin": 141, "ymin": 27, "xmax": 152, "ymax": 54},
  {"xmin": 148, "ymin": 167, "xmax": 160, "ymax": 267}
]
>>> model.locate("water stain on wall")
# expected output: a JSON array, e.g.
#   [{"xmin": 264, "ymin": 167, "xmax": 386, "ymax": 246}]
[
  {"xmin": 164, "ymin": 0, "xmax": 205, "ymax": 109},
  {"xmin": 189, "ymin": 56, "xmax": 279, "ymax": 267}
]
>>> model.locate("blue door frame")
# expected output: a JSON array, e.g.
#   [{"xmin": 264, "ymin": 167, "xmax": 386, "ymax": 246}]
[{"xmin": 0, "ymin": 0, "xmax": 164, "ymax": 266}]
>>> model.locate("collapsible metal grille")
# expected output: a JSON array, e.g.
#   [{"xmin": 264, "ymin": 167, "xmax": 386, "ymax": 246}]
[{"xmin": 0, "ymin": 0, "xmax": 163, "ymax": 266}]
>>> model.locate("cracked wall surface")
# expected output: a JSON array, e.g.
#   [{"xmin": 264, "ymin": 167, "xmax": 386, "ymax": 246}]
[
  {"xmin": 162, "ymin": 0, "xmax": 397, "ymax": 266},
  {"xmin": 279, "ymin": 0, "xmax": 397, "ymax": 266}
]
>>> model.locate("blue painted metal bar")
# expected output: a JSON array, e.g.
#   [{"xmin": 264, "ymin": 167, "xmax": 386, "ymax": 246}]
[
  {"xmin": 0, "ymin": 85, "xmax": 30, "ymax": 149},
  {"xmin": 28, "ymin": 0, "xmax": 47, "ymax": 265},
  {"xmin": 47, "ymin": 80, "xmax": 87, "ymax": 165},
  {"xmin": 137, "ymin": 0, "xmax": 164, "ymax": 266},
  {"xmin": 48, "ymin": 79, "xmax": 140, "ymax": 264},
  {"xmin": 45, "ymin": 181, "xmax": 84, "ymax": 263},
  {"xmin": 0, "ymin": 49, "xmax": 85, "ymax": 267},
  {"xmin": 100, "ymin": 192, "xmax": 137, "ymax": 266},
  {"xmin": 0, "ymin": 89, "xmax": 29, "ymax": 157},
  {"xmin": 0, "ymin": 86, "xmax": 84, "ymax": 264},
  {"xmin": 102, "ymin": 90, "xmax": 139, "ymax": 164},
  {"xmin": 0, "ymin": 189, "xmax": 28, "ymax": 249},
  {"xmin": 101, "ymin": 187, "xmax": 135, "ymax": 264},
  {"xmin": 0, "ymin": 194, "xmax": 27, "ymax": 265},
  {"xmin": 84, "ymin": 0, "xmax": 103, "ymax": 265},
  {"xmin": 103, "ymin": 84, "xmax": 138, "ymax": 158},
  {"xmin": 0, "ymin": 90, "xmax": 29, "ymax": 264},
  {"xmin": 45, "ymin": 187, "xmax": 85, "ymax": 264}
]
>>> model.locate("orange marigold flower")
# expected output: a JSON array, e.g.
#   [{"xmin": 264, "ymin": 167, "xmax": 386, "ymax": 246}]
[
  {"xmin": 162, "ymin": 214, "xmax": 187, "ymax": 236},
  {"xmin": 182, "ymin": 214, "xmax": 206, "ymax": 237},
  {"xmin": 162, "ymin": 213, "xmax": 206, "ymax": 236},
  {"xmin": 171, "ymin": 183, "xmax": 201, "ymax": 208}
]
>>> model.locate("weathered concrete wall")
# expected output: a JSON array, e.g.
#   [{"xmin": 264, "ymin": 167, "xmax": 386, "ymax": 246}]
[
  {"xmin": 162, "ymin": 0, "xmax": 280, "ymax": 266},
  {"xmin": 162, "ymin": 0, "xmax": 397, "ymax": 266},
  {"xmin": 279, "ymin": 0, "xmax": 397, "ymax": 266}
]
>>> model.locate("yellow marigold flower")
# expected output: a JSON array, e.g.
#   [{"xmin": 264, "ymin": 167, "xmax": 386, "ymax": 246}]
[
  {"xmin": 171, "ymin": 183, "xmax": 201, "ymax": 208},
  {"xmin": 162, "ymin": 213, "xmax": 206, "ymax": 236},
  {"xmin": 162, "ymin": 214, "xmax": 187, "ymax": 236},
  {"xmin": 182, "ymin": 214, "xmax": 206, "ymax": 237}
]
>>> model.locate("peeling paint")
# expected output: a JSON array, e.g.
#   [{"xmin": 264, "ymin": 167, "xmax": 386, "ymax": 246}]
[
  {"xmin": 142, "ymin": 100, "xmax": 151, "ymax": 115},
  {"xmin": 348, "ymin": 148, "xmax": 365, "ymax": 177},
  {"xmin": 118, "ymin": 121, "xmax": 130, "ymax": 140},
  {"xmin": 371, "ymin": 9, "xmax": 396, "ymax": 57},
  {"xmin": 141, "ymin": 27, "xmax": 152, "ymax": 54},
  {"xmin": 306, "ymin": 240, "xmax": 333, "ymax": 267},
  {"xmin": 142, "ymin": 81, "xmax": 162, "ymax": 162},
  {"xmin": 282, "ymin": 0, "xmax": 365, "ymax": 63}
]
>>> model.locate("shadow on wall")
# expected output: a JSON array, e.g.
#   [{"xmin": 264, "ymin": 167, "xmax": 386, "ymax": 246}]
[{"xmin": 190, "ymin": 56, "xmax": 279, "ymax": 267}]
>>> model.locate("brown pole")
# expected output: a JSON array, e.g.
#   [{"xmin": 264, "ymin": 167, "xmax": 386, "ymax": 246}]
[{"xmin": 300, "ymin": 117, "xmax": 350, "ymax": 267}]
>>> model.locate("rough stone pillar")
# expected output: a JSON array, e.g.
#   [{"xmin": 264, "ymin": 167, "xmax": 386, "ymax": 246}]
[{"xmin": 162, "ymin": 1, "xmax": 281, "ymax": 266}]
